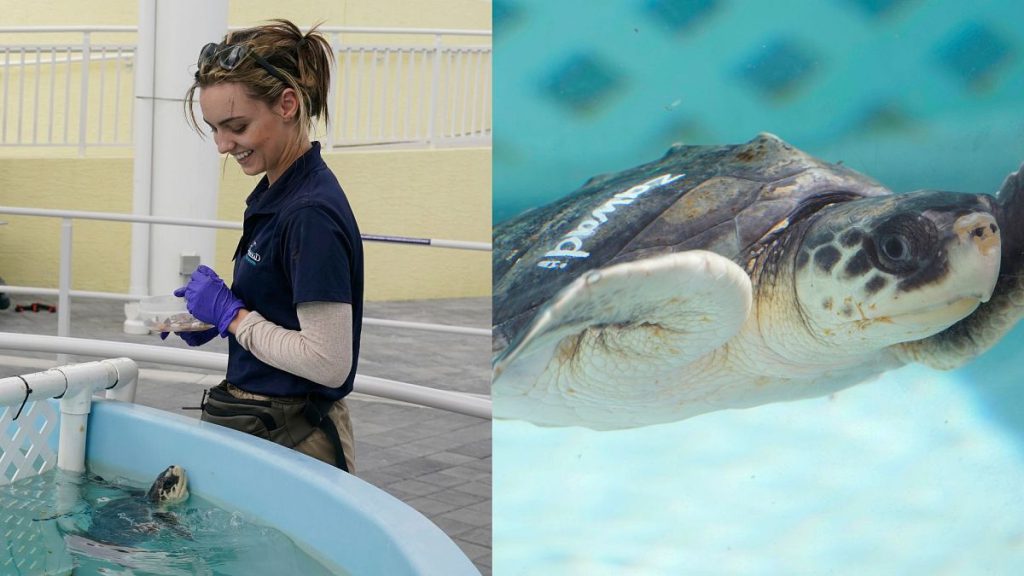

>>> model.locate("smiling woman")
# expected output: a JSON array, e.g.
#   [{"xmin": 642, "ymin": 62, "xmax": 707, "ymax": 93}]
[
  {"xmin": 186, "ymin": 20, "xmax": 332, "ymax": 184},
  {"xmin": 198, "ymin": 82, "xmax": 306, "ymax": 182},
  {"xmin": 174, "ymin": 19, "xmax": 363, "ymax": 473}
]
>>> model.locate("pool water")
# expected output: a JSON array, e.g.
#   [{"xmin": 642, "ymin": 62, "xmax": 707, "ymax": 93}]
[
  {"xmin": 494, "ymin": 0, "xmax": 1024, "ymax": 223},
  {"xmin": 495, "ymin": 354, "xmax": 1024, "ymax": 574},
  {"xmin": 0, "ymin": 468, "xmax": 344, "ymax": 576}
]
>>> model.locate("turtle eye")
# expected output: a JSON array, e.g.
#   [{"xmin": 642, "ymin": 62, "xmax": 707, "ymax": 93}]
[
  {"xmin": 871, "ymin": 213, "xmax": 932, "ymax": 274},
  {"xmin": 880, "ymin": 234, "xmax": 911, "ymax": 262}
]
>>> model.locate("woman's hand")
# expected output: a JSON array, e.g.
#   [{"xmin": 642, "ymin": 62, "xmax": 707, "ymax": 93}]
[{"xmin": 174, "ymin": 265, "xmax": 246, "ymax": 336}]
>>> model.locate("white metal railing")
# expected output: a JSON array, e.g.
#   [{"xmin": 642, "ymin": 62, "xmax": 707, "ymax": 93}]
[
  {"xmin": 0, "ymin": 26, "xmax": 491, "ymax": 154},
  {"xmin": 0, "ymin": 205, "xmax": 492, "ymax": 340},
  {"xmin": 315, "ymin": 27, "xmax": 491, "ymax": 149},
  {"xmin": 0, "ymin": 337, "xmax": 490, "ymax": 419},
  {"xmin": 0, "ymin": 26, "xmax": 136, "ymax": 154}
]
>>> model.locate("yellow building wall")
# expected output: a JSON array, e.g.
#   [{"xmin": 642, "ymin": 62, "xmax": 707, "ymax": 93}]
[
  {"xmin": 0, "ymin": 147, "xmax": 490, "ymax": 301},
  {"xmin": 5, "ymin": 0, "xmax": 490, "ymax": 30},
  {"xmin": 0, "ymin": 157, "xmax": 134, "ymax": 292},
  {"xmin": 0, "ymin": 0, "xmax": 492, "ymax": 301}
]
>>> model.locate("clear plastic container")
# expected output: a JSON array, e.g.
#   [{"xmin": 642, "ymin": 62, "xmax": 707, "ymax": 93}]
[{"xmin": 138, "ymin": 295, "xmax": 214, "ymax": 333}]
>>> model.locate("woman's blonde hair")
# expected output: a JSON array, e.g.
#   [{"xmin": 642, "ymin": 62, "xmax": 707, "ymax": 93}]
[{"xmin": 185, "ymin": 19, "xmax": 333, "ymax": 135}]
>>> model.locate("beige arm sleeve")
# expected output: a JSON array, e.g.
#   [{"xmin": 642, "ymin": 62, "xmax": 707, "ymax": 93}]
[{"xmin": 234, "ymin": 301, "xmax": 354, "ymax": 388}]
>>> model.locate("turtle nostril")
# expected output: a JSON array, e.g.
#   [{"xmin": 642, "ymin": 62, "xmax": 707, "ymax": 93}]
[
  {"xmin": 954, "ymin": 214, "xmax": 996, "ymax": 238},
  {"xmin": 953, "ymin": 213, "xmax": 1000, "ymax": 257}
]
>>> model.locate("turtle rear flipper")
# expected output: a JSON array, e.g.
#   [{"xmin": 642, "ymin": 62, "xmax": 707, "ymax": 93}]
[{"xmin": 493, "ymin": 250, "xmax": 752, "ymax": 429}]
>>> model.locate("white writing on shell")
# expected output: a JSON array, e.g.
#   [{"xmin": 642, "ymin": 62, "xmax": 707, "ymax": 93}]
[{"xmin": 537, "ymin": 173, "xmax": 685, "ymax": 269}]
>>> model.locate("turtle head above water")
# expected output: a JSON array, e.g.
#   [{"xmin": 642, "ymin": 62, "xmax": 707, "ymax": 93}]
[
  {"xmin": 146, "ymin": 465, "xmax": 189, "ymax": 505},
  {"xmin": 790, "ymin": 190, "xmax": 1000, "ymax": 349}
]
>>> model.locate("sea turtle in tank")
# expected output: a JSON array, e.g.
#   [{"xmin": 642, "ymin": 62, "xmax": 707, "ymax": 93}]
[
  {"xmin": 493, "ymin": 133, "xmax": 1024, "ymax": 430},
  {"xmin": 50, "ymin": 465, "xmax": 192, "ymax": 548}
]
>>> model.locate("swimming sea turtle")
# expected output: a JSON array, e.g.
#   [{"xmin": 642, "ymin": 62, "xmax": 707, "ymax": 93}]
[
  {"xmin": 59, "ymin": 465, "xmax": 191, "ymax": 548},
  {"xmin": 493, "ymin": 133, "xmax": 1024, "ymax": 430}
]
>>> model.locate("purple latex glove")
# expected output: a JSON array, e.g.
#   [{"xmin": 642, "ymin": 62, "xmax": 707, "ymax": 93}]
[
  {"xmin": 159, "ymin": 327, "xmax": 218, "ymax": 346},
  {"xmin": 173, "ymin": 265, "xmax": 245, "ymax": 337}
]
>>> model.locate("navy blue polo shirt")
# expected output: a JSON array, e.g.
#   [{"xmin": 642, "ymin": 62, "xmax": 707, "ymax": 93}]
[{"xmin": 227, "ymin": 142, "xmax": 363, "ymax": 401}]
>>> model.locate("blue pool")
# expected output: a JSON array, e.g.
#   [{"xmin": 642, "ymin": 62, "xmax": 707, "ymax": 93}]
[{"xmin": 47, "ymin": 399, "xmax": 478, "ymax": 575}]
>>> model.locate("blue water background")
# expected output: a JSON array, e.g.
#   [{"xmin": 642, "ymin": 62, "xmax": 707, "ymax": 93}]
[
  {"xmin": 494, "ymin": 0, "xmax": 1024, "ymax": 573},
  {"xmin": 495, "ymin": 0, "xmax": 1024, "ymax": 223}
]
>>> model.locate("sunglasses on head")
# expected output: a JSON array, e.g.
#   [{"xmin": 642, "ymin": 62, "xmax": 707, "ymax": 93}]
[{"xmin": 196, "ymin": 42, "xmax": 289, "ymax": 85}]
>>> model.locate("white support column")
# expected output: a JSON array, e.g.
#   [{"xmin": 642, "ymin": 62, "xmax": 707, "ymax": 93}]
[
  {"xmin": 126, "ymin": 0, "xmax": 157, "ymax": 334},
  {"xmin": 127, "ymin": 0, "xmax": 228, "ymax": 333}
]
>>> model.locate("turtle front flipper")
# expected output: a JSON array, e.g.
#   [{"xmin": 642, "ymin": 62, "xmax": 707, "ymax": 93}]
[
  {"xmin": 493, "ymin": 250, "xmax": 752, "ymax": 429},
  {"xmin": 896, "ymin": 163, "xmax": 1024, "ymax": 369}
]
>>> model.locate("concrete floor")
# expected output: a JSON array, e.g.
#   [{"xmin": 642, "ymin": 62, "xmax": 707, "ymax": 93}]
[{"xmin": 0, "ymin": 296, "xmax": 492, "ymax": 574}]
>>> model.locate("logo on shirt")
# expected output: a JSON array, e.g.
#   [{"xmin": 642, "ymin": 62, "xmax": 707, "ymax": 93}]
[{"xmin": 245, "ymin": 241, "xmax": 262, "ymax": 265}]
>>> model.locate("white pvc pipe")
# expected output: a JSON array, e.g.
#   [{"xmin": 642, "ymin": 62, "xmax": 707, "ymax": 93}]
[
  {"xmin": 57, "ymin": 414, "xmax": 88, "ymax": 472},
  {"xmin": 0, "ymin": 368, "xmax": 67, "ymax": 405},
  {"xmin": 105, "ymin": 358, "xmax": 138, "ymax": 403},
  {"xmin": 0, "ymin": 358, "xmax": 137, "ymax": 473},
  {"xmin": 56, "ymin": 359, "xmax": 133, "ymax": 472},
  {"xmin": 0, "ymin": 333, "xmax": 490, "ymax": 418}
]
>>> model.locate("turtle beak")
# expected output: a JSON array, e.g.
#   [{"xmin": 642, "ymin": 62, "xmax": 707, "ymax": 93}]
[
  {"xmin": 951, "ymin": 212, "xmax": 1000, "ymax": 303},
  {"xmin": 147, "ymin": 465, "xmax": 189, "ymax": 504},
  {"xmin": 166, "ymin": 466, "xmax": 188, "ymax": 499},
  {"xmin": 176, "ymin": 467, "xmax": 188, "ymax": 492}
]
